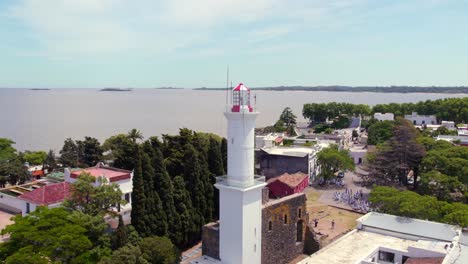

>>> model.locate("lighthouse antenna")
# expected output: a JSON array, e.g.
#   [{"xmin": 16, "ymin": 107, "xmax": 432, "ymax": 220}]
[{"xmin": 226, "ymin": 65, "xmax": 229, "ymax": 105}]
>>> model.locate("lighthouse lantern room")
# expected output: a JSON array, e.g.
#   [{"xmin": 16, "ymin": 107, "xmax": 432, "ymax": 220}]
[{"xmin": 231, "ymin": 83, "xmax": 253, "ymax": 113}]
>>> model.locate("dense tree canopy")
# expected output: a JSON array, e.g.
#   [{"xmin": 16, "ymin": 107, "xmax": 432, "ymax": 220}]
[
  {"xmin": 369, "ymin": 186, "xmax": 468, "ymax": 227},
  {"xmin": 0, "ymin": 207, "xmax": 99, "ymax": 263},
  {"xmin": 317, "ymin": 145, "xmax": 355, "ymax": 180},
  {"xmin": 0, "ymin": 138, "xmax": 16, "ymax": 162},
  {"xmin": 22, "ymin": 150, "xmax": 47, "ymax": 165},
  {"xmin": 77, "ymin": 137, "xmax": 103, "ymax": 167},
  {"xmin": 367, "ymin": 119, "xmax": 426, "ymax": 186},
  {"xmin": 60, "ymin": 138, "xmax": 80, "ymax": 167},
  {"xmin": 367, "ymin": 120, "xmax": 394, "ymax": 145}
]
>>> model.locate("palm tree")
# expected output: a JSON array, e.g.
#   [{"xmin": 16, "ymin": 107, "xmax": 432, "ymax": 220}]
[{"xmin": 128, "ymin": 129, "xmax": 143, "ymax": 143}]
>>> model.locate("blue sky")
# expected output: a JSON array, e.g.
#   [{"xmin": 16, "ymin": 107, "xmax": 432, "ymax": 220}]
[{"xmin": 0, "ymin": 0, "xmax": 467, "ymax": 88}]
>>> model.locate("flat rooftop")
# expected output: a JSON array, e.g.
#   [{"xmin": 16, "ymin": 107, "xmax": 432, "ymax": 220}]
[
  {"xmin": 262, "ymin": 147, "xmax": 318, "ymax": 157},
  {"xmin": 299, "ymin": 230, "xmax": 447, "ymax": 264},
  {"xmin": 359, "ymin": 212, "xmax": 459, "ymax": 242},
  {"xmin": 71, "ymin": 166, "xmax": 131, "ymax": 182}
]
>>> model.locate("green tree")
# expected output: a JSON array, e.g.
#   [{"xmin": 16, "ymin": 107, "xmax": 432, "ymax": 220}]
[
  {"xmin": 183, "ymin": 145, "xmax": 206, "ymax": 229},
  {"xmin": 368, "ymin": 119, "xmax": 426, "ymax": 186},
  {"xmin": 128, "ymin": 129, "xmax": 144, "ymax": 143},
  {"xmin": 44, "ymin": 149, "xmax": 57, "ymax": 171},
  {"xmin": 63, "ymin": 172, "xmax": 125, "ymax": 216},
  {"xmin": 0, "ymin": 160, "xmax": 30, "ymax": 185},
  {"xmin": 101, "ymin": 236, "xmax": 179, "ymax": 264},
  {"xmin": 331, "ymin": 115, "xmax": 351, "ymax": 129},
  {"xmin": 317, "ymin": 145, "xmax": 355, "ymax": 180},
  {"xmin": 131, "ymin": 149, "xmax": 148, "ymax": 236},
  {"xmin": 144, "ymin": 139, "xmax": 181, "ymax": 243},
  {"xmin": 0, "ymin": 207, "xmax": 93, "ymax": 263},
  {"xmin": 22, "ymin": 151, "xmax": 47, "ymax": 165},
  {"xmin": 112, "ymin": 215, "xmax": 129, "ymax": 250},
  {"xmin": 77, "ymin": 137, "xmax": 103, "ymax": 167},
  {"xmin": 60, "ymin": 138, "xmax": 79, "ymax": 167},
  {"xmin": 102, "ymin": 134, "xmax": 138, "ymax": 170},
  {"xmin": 367, "ymin": 120, "xmax": 394, "ymax": 145},
  {"xmin": 221, "ymin": 138, "xmax": 228, "ymax": 173},
  {"xmin": 0, "ymin": 138, "xmax": 16, "ymax": 162},
  {"xmin": 172, "ymin": 176, "xmax": 195, "ymax": 248},
  {"xmin": 279, "ymin": 107, "xmax": 297, "ymax": 127},
  {"xmin": 369, "ymin": 186, "xmax": 468, "ymax": 227},
  {"xmin": 418, "ymin": 171, "xmax": 466, "ymax": 202},
  {"xmin": 140, "ymin": 148, "xmax": 168, "ymax": 237}
]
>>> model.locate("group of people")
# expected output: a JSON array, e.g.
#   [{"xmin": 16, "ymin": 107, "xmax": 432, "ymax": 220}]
[
  {"xmin": 333, "ymin": 188, "xmax": 370, "ymax": 213},
  {"xmin": 318, "ymin": 177, "xmax": 345, "ymax": 187}
]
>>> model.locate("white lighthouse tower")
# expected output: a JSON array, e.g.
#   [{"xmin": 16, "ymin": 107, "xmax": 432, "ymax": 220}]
[{"xmin": 215, "ymin": 83, "xmax": 266, "ymax": 264}]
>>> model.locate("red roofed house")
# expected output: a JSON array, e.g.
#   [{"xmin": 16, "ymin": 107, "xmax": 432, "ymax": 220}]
[
  {"xmin": 65, "ymin": 163, "xmax": 133, "ymax": 212},
  {"xmin": 17, "ymin": 182, "xmax": 71, "ymax": 216},
  {"xmin": 267, "ymin": 172, "xmax": 309, "ymax": 198}
]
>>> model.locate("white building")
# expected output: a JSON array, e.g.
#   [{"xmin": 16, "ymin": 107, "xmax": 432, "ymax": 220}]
[
  {"xmin": 349, "ymin": 145, "xmax": 367, "ymax": 165},
  {"xmin": 193, "ymin": 83, "xmax": 266, "ymax": 264},
  {"xmin": 441, "ymin": 121, "xmax": 456, "ymax": 130},
  {"xmin": 405, "ymin": 112, "xmax": 437, "ymax": 126},
  {"xmin": 255, "ymin": 133, "xmax": 283, "ymax": 149},
  {"xmin": 373, "ymin": 113, "xmax": 394, "ymax": 122},
  {"xmin": 298, "ymin": 212, "xmax": 467, "ymax": 264},
  {"xmin": 0, "ymin": 163, "xmax": 133, "ymax": 216},
  {"xmin": 64, "ymin": 163, "xmax": 133, "ymax": 212},
  {"xmin": 258, "ymin": 143, "xmax": 328, "ymax": 182}
]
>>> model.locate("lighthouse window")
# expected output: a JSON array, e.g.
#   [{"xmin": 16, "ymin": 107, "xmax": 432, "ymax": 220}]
[
  {"xmin": 298, "ymin": 208, "xmax": 302, "ymax": 218},
  {"xmin": 268, "ymin": 221, "xmax": 272, "ymax": 231},
  {"xmin": 284, "ymin": 214, "xmax": 288, "ymax": 225}
]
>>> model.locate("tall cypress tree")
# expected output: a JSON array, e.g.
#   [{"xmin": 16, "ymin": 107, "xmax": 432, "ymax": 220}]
[
  {"xmin": 207, "ymin": 137, "xmax": 224, "ymax": 219},
  {"xmin": 112, "ymin": 215, "xmax": 128, "ymax": 250},
  {"xmin": 192, "ymin": 135, "xmax": 215, "ymax": 222},
  {"xmin": 208, "ymin": 137, "xmax": 225, "ymax": 176},
  {"xmin": 183, "ymin": 145, "xmax": 206, "ymax": 235},
  {"xmin": 131, "ymin": 150, "xmax": 148, "ymax": 236},
  {"xmin": 150, "ymin": 145, "xmax": 181, "ymax": 245},
  {"xmin": 172, "ymin": 176, "xmax": 195, "ymax": 248},
  {"xmin": 141, "ymin": 150, "xmax": 168, "ymax": 237},
  {"xmin": 221, "ymin": 138, "xmax": 228, "ymax": 173}
]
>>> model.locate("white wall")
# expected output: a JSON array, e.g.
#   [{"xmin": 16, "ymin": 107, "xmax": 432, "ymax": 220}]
[
  {"xmin": 0, "ymin": 193, "xmax": 25, "ymax": 214},
  {"xmin": 404, "ymin": 113, "xmax": 437, "ymax": 125},
  {"xmin": 374, "ymin": 113, "xmax": 394, "ymax": 122}
]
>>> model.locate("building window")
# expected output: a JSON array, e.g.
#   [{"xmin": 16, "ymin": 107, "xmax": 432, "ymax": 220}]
[
  {"xmin": 298, "ymin": 208, "xmax": 302, "ymax": 218},
  {"xmin": 284, "ymin": 214, "xmax": 288, "ymax": 225},
  {"xmin": 378, "ymin": 251, "xmax": 395, "ymax": 263},
  {"xmin": 268, "ymin": 221, "xmax": 272, "ymax": 231},
  {"xmin": 296, "ymin": 220, "xmax": 304, "ymax": 242},
  {"xmin": 26, "ymin": 203, "xmax": 30, "ymax": 214},
  {"xmin": 125, "ymin": 193, "xmax": 131, "ymax": 203}
]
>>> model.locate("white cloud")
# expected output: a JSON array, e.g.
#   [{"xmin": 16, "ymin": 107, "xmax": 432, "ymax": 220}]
[{"xmin": 6, "ymin": 0, "xmax": 422, "ymax": 58}]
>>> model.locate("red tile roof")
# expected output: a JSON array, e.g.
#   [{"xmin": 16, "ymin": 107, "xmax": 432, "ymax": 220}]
[
  {"xmin": 404, "ymin": 257, "xmax": 444, "ymax": 264},
  {"xmin": 31, "ymin": 170, "xmax": 44, "ymax": 176},
  {"xmin": 18, "ymin": 182, "xmax": 71, "ymax": 205},
  {"xmin": 269, "ymin": 172, "xmax": 308, "ymax": 188},
  {"xmin": 71, "ymin": 166, "xmax": 131, "ymax": 182}
]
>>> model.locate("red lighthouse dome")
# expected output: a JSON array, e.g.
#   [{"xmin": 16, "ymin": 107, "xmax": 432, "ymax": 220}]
[{"xmin": 231, "ymin": 83, "xmax": 253, "ymax": 112}]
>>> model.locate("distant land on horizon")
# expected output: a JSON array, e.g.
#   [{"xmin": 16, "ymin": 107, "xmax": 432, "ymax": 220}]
[
  {"xmin": 194, "ymin": 86, "xmax": 468, "ymax": 94},
  {"xmin": 100, "ymin": 88, "xmax": 133, "ymax": 92}
]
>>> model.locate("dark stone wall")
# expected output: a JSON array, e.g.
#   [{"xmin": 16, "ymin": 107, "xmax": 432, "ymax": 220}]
[
  {"xmin": 259, "ymin": 152, "xmax": 308, "ymax": 180},
  {"xmin": 262, "ymin": 193, "xmax": 308, "ymax": 264},
  {"xmin": 202, "ymin": 222, "xmax": 220, "ymax": 260}
]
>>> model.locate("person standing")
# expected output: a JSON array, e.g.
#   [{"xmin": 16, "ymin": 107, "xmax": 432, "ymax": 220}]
[
  {"xmin": 314, "ymin": 218, "xmax": 318, "ymax": 228},
  {"xmin": 331, "ymin": 220, "xmax": 335, "ymax": 229}
]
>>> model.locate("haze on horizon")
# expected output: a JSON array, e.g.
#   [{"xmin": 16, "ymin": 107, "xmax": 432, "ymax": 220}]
[{"xmin": 0, "ymin": 0, "xmax": 467, "ymax": 88}]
